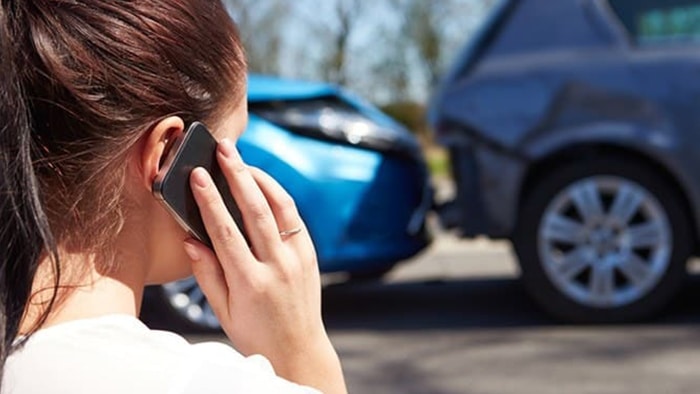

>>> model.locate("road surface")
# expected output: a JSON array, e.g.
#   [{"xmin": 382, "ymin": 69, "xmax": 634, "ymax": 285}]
[{"xmin": 321, "ymin": 234, "xmax": 700, "ymax": 394}]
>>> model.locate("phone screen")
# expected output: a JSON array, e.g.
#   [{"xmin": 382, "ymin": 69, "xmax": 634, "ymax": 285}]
[{"xmin": 152, "ymin": 122, "xmax": 245, "ymax": 247}]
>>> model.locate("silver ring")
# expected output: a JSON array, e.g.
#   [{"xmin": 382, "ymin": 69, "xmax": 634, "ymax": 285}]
[{"xmin": 279, "ymin": 227, "xmax": 303, "ymax": 237}]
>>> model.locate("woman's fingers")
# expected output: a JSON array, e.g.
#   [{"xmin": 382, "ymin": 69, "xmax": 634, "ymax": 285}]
[
  {"xmin": 248, "ymin": 167, "xmax": 309, "ymax": 243},
  {"xmin": 190, "ymin": 167, "xmax": 253, "ymax": 278},
  {"xmin": 184, "ymin": 238, "xmax": 230, "ymax": 322},
  {"xmin": 216, "ymin": 139, "xmax": 282, "ymax": 260},
  {"xmin": 248, "ymin": 167, "xmax": 318, "ymax": 275}
]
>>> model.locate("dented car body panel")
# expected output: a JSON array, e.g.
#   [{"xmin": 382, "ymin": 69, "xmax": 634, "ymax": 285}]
[{"xmin": 429, "ymin": 0, "xmax": 700, "ymax": 241}]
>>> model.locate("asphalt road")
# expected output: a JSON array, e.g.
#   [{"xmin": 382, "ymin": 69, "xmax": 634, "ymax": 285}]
[
  {"xmin": 188, "ymin": 234, "xmax": 700, "ymax": 394},
  {"xmin": 320, "ymin": 234, "xmax": 700, "ymax": 394}
]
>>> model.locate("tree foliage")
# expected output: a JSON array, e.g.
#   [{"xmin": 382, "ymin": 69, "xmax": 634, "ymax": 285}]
[{"xmin": 224, "ymin": 0, "xmax": 498, "ymax": 109}]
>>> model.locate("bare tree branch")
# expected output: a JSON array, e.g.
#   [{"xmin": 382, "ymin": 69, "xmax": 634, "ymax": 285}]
[{"xmin": 224, "ymin": 0, "xmax": 289, "ymax": 75}]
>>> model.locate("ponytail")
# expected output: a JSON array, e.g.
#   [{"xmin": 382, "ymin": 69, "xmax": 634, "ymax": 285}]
[{"xmin": 0, "ymin": 2, "xmax": 59, "ymax": 376}]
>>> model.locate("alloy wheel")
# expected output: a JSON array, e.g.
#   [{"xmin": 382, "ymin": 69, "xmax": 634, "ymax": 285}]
[
  {"xmin": 538, "ymin": 176, "xmax": 672, "ymax": 308},
  {"xmin": 162, "ymin": 277, "xmax": 220, "ymax": 329}
]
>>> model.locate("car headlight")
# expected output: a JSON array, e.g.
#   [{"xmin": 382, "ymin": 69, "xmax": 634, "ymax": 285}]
[{"xmin": 251, "ymin": 98, "xmax": 421, "ymax": 157}]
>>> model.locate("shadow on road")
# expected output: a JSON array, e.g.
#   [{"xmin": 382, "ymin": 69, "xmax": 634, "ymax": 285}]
[{"xmin": 322, "ymin": 275, "xmax": 700, "ymax": 331}]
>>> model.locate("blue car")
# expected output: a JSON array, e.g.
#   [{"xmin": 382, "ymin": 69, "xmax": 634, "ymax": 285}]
[{"xmin": 142, "ymin": 75, "xmax": 432, "ymax": 331}]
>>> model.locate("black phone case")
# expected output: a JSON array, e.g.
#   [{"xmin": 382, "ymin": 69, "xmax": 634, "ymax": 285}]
[{"xmin": 152, "ymin": 122, "xmax": 245, "ymax": 247}]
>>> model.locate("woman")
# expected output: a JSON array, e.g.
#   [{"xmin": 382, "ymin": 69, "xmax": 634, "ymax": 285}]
[{"xmin": 0, "ymin": 1, "xmax": 346, "ymax": 393}]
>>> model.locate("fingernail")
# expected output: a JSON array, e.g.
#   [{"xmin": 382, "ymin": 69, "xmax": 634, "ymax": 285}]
[
  {"xmin": 218, "ymin": 138, "xmax": 236, "ymax": 158},
  {"xmin": 192, "ymin": 168, "xmax": 210, "ymax": 189},
  {"xmin": 183, "ymin": 240, "xmax": 201, "ymax": 261}
]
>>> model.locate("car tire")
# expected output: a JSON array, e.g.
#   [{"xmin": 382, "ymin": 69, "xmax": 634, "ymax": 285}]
[
  {"xmin": 513, "ymin": 156, "xmax": 692, "ymax": 323},
  {"xmin": 140, "ymin": 281, "xmax": 221, "ymax": 334}
]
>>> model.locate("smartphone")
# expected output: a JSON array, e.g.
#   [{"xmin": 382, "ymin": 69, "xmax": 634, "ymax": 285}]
[{"xmin": 152, "ymin": 121, "xmax": 245, "ymax": 248}]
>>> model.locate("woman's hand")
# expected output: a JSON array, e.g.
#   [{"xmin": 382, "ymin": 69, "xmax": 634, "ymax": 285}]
[{"xmin": 182, "ymin": 138, "xmax": 346, "ymax": 394}]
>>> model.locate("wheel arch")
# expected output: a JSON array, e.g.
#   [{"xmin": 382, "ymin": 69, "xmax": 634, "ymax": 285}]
[{"xmin": 517, "ymin": 143, "xmax": 699, "ymax": 254}]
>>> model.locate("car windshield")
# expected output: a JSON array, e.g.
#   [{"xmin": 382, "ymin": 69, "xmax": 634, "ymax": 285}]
[{"xmin": 608, "ymin": 0, "xmax": 700, "ymax": 45}]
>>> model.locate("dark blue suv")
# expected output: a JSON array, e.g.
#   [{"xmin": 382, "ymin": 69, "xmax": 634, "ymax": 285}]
[{"xmin": 430, "ymin": 0, "xmax": 700, "ymax": 322}]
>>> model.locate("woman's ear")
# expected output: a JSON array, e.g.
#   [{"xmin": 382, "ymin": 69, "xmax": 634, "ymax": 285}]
[{"xmin": 139, "ymin": 116, "xmax": 185, "ymax": 189}]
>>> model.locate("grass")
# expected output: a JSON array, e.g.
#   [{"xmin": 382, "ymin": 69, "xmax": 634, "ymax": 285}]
[{"xmin": 425, "ymin": 146, "xmax": 451, "ymax": 179}]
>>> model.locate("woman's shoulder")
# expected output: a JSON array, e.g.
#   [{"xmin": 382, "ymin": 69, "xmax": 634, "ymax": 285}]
[
  {"xmin": 14, "ymin": 314, "xmax": 193, "ymax": 359},
  {"xmin": 2, "ymin": 315, "xmax": 192, "ymax": 393},
  {"xmin": 2, "ymin": 315, "xmax": 319, "ymax": 394}
]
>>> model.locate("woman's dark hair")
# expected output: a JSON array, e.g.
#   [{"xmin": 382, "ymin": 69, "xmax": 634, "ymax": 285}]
[{"xmin": 0, "ymin": 0, "xmax": 246, "ymax": 375}]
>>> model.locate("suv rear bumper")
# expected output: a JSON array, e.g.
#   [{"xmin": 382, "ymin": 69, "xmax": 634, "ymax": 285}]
[{"xmin": 438, "ymin": 144, "xmax": 526, "ymax": 239}]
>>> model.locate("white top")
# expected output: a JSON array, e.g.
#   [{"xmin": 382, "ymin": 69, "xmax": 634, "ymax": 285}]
[{"xmin": 2, "ymin": 315, "xmax": 320, "ymax": 394}]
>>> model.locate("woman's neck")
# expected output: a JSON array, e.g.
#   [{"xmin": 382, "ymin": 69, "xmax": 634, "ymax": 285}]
[{"xmin": 19, "ymin": 250, "xmax": 147, "ymax": 335}]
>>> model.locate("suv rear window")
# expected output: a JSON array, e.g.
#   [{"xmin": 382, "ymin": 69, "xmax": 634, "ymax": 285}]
[{"xmin": 609, "ymin": 0, "xmax": 700, "ymax": 45}]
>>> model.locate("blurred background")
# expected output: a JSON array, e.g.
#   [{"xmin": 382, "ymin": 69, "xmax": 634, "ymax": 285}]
[
  {"xmin": 141, "ymin": 1, "xmax": 700, "ymax": 393},
  {"xmin": 226, "ymin": 0, "xmax": 496, "ymax": 150}
]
